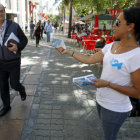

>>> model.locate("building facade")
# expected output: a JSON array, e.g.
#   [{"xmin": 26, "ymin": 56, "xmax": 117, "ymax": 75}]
[
  {"xmin": 135, "ymin": 0, "xmax": 140, "ymax": 7},
  {"xmin": 0, "ymin": 0, "xmax": 26, "ymax": 31}
]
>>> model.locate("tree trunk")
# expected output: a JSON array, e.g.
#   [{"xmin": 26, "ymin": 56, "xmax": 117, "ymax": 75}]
[
  {"xmin": 63, "ymin": 6, "xmax": 65, "ymax": 34},
  {"xmin": 68, "ymin": 0, "xmax": 73, "ymax": 38},
  {"xmin": 135, "ymin": 0, "xmax": 140, "ymax": 7}
]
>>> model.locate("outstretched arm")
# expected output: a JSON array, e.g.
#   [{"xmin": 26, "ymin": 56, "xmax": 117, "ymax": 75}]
[{"xmin": 58, "ymin": 48, "xmax": 104, "ymax": 64}]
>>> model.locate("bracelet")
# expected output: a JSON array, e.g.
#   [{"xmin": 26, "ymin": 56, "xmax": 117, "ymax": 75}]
[{"xmin": 71, "ymin": 51, "xmax": 75, "ymax": 57}]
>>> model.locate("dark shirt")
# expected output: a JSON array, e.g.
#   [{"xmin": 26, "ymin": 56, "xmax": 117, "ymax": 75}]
[
  {"xmin": 35, "ymin": 26, "xmax": 41, "ymax": 37},
  {"xmin": 30, "ymin": 23, "xmax": 35, "ymax": 30}
]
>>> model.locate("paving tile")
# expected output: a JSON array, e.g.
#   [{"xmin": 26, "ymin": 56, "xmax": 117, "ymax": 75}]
[
  {"xmin": 28, "ymin": 65, "xmax": 42, "ymax": 74},
  {"xmin": 3, "ymin": 96, "xmax": 34, "ymax": 120},
  {"xmin": 24, "ymin": 84, "xmax": 37, "ymax": 95},
  {"xmin": 0, "ymin": 120, "xmax": 24, "ymax": 140},
  {"xmin": 23, "ymin": 74, "xmax": 40, "ymax": 84}
]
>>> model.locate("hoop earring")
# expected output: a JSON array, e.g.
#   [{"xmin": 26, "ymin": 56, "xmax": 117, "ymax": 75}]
[{"xmin": 128, "ymin": 33, "xmax": 132, "ymax": 39}]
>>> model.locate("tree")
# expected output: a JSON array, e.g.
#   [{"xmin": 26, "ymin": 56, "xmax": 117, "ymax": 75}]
[
  {"xmin": 73, "ymin": 0, "xmax": 134, "ymax": 16},
  {"xmin": 68, "ymin": 0, "xmax": 73, "ymax": 38},
  {"xmin": 48, "ymin": 14, "xmax": 61, "ymax": 23},
  {"xmin": 55, "ymin": 0, "xmax": 72, "ymax": 38}
]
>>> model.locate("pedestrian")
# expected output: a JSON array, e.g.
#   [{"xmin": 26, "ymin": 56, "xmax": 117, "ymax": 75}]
[
  {"xmin": 0, "ymin": 4, "xmax": 28, "ymax": 117},
  {"xmin": 61, "ymin": 23, "xmax": 63, "ymax": 31},
  {"xmin": 76, "ymin": 23, "xmax": 79, "ymax": 33},
  {"xmin": 59, "ymin": 23, "xmax": 61, "ymax": 31},
  {"xmin": 30, "ymin": 20, "xmax": 35, "ymax": 39},
  {"xmin": 34, "ymin": 22, "xmax": 41, "ymax": 47},
  {"xmin": 55, "ymin": 7, "xmax": 140, "ymax": 140},
  {"xmin": 25, "ymin": 22, "xmax": 28, "ymax": 32},
  {"xmin": 40, "ymin": 24, "xmax": 44, "ymax": 39},
  {"xmin": 44, "ymin": 20, "xmax": 52, "ymax": 43},
  {"xmin": 54, "ymin": 22, "xmax": 58, "ymax": 33},
  {"xmin": 72, "ymin": 23, "xmax": 76, "ymax": 33},
  {"xmin": 85, "ymin": 23, "xmax": 88, "ymax": 33},
  {"xmin": 103, "ymin": 24, "xmax": 106, "ymax": 35}
]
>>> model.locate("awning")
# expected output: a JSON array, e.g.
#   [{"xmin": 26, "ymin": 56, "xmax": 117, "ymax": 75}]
[
  {"xmin": 6, "ymin": 9, "xmax": 18, "ymax": 17},
  {"xmin": 96, "ymin": 14, "xmax": 114, "ymax": 20},
  {"xmin": 79, "ymin": 14, "xmax": 114, "ymax": 21},
  {"xmin": 75, "ymin": 21, "xmax": 85, "ymax": 24},
  {"xmin": 6, "ymin": 13, "xmax": 17, "ymax": 17},
  {"xmin": 79, "ymin": 14, "xmax": 93, "ymax": 21}
]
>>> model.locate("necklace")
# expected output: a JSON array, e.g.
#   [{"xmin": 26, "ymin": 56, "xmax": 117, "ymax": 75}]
[
  {"xmin": 114, "ymin": 43, "xmax": 121, "ymax": 53},
  {"xmin": 114, "ymin": 42, "xmax": 139, "ymax": 54}
]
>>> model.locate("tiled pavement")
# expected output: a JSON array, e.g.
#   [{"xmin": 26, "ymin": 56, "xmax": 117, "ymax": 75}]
[{"xmin": 0, "ymin": 32, "xmax": 140, "ymax": 140}]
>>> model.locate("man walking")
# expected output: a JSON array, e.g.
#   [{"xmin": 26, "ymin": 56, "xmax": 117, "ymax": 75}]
[
  {"xmin": 30, "ymin": 20, "xmax": 35, "ymax": 39},
  {"xmin": 44, "ymin": 20, "xmax": 52, "ymax": 43},
  {"xmin": 0, "ymin": 4, "xmax": 28, "ymax": 117}
]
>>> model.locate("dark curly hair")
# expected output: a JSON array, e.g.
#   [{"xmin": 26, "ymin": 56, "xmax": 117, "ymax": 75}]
[{"xmin": 123, "ymin": 7, "xmax": 140, "ymax": 41}]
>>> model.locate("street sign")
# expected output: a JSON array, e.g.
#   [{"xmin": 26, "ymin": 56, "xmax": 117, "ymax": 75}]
[{"xmin": 110, "ymin": 9, "xmax": 122, "ymax": 18}]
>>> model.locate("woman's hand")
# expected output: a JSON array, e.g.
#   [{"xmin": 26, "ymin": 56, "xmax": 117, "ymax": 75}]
[
  {"xmin": 93, "ymin": 79, "xmax": 109, "ymax": 88},
  {"xmin": 56, "ymin": 48, "xmax": 70, "ymax": 55}
]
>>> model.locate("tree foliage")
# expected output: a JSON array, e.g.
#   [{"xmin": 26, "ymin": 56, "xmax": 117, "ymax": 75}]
[
  {"xmin": 72, "ymin": 0, "xmax": 134, "ymax": 16},
  {"xmin": 55, "ymin": 0, "xmax": 135, "ymax": 17},
  {"xmin": 47, "ymin": 14, "xmax": 61, "ymax": 23}
]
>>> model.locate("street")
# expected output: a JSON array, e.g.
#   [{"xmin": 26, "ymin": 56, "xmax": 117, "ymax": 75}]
[{"xmin": 0, "ymin": 32, "xmax": 140, "ymax": 140}]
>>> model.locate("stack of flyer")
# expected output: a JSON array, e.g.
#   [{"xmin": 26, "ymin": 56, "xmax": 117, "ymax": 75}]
[{"xmin": 73, "ymin": 74, "xmax": 97, "ymax": 88}]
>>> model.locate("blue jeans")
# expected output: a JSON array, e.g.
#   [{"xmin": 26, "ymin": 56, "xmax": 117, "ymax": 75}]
[
  {"xmin": 96, "ymin": 102, "xmax": 131, "ymax": 140},
  {"xmin": 30, "ymin": 29, "xmax": 34, "ymax": 39},
  {"xmin": 46, "ymin": 31, "xmax": 50, "ymax": 42}
]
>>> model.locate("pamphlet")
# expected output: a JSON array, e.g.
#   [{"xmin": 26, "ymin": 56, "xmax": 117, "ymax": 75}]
[
  {"xmin": 73, "ymin": 74, "xmax": 97, "ymax": 88},
  {"xmin": 50, "ymin": 40, "xmax": 66, "ymax": 49},
  {"xmin": 5, "ymin": 32, "xmax": 20, "ymax": 46}
]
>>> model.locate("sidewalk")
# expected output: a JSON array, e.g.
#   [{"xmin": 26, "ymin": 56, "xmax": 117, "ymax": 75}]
[{"xmin": 0, "ymin": 32, "xmax": 140, "ymax": 140}]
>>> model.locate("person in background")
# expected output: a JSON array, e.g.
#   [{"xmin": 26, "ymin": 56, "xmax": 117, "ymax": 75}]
[
  {"xmin": 54, "ymin": 22, "xmax": 58, "ymax": 33},
  {"xmin": 76, "ymin": 23, "xmax": 79, "ymax": 33},
  {"xmin": 95, "ymin": 36, "xmax": 106, "ymax": 48},
  {"xmin": 30, "ymin": 20, "xmax": 35, "ymax": 39},
  {"xmin": 44, "ymin": 20, "xmax": 52, "ymax": 43},
  {"xmin": 55, "ymin": 7, "xmax": 140, "ymax": 140},
  {"xmin": 78, "ymin": 24, "xmax": 82, "ymax": 33},
  {"xmin": 72, "ymin": 23, "xmax": 76, "ymax": 33},
  {"xmin": 34, "ymin": 22, "xmax": 41, "ymax": 47},
  {"xmin": 25, "ymin": 22, "xmax": 28, "ymax": 32},
  {"xmin": 78, "ymin": 30, "xmax": 88, "ymax": 41},
  {"xmin": 85, "ymin": 23, "xmax": 88, "ymax": 33},
  {"xmin": 59, "ymin": 23, "xmax": 61, "ymax": 31},
  {"xmin": 0, "ymin": 4, "xmax": 28, "ymax": 117},
  {"xmin": 61, "ymin": 23, "xmax": 63, "ymax": 31},
  {"xmin": 40, "ymin": 23, "xmax": 44, "ymax": 39},
  {"xmin": 43, "ymin": 21, "xmax": 46, "ymax": 28},
  {"xmin": 103, "ymin": 24, "xmax": 106, "ymax": 35}
]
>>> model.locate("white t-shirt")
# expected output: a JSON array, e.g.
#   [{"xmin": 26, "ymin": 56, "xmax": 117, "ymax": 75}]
[{"xmin": 96, "ymin": 42, "xmax": 140, "ymax": 112}]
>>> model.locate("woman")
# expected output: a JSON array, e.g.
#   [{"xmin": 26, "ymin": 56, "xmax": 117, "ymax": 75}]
[
  {"xmin": 34, "ymin": 22, "xmax": 41, "ymax": 47},
  {"xmin": 56, "ymin": 7, "xmax": 140, "ymax": 140}
]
